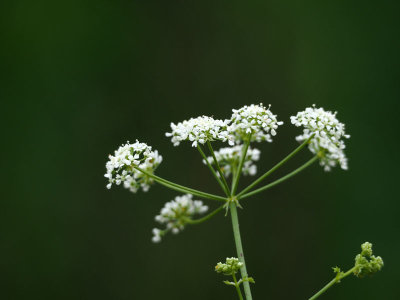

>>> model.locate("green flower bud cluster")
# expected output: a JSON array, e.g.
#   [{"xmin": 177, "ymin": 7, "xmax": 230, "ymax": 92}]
[
  {"xmin": 353, "ymin": 242, "xmax": 384, "ymax": 278},
  {"xmin": 215, "ymin": 257, "xmax": 243, "ymax": 275}
]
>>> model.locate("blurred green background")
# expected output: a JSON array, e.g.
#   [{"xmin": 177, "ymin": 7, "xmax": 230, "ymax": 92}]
[{"xmin": 1, "ymin": 0, "xmax": 399, "ymax": 299}]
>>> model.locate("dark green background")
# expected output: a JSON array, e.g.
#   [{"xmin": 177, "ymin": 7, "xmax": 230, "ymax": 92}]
[{"xmin": 2, "ymin": 1, "xmax": 399, "ymax": 299}]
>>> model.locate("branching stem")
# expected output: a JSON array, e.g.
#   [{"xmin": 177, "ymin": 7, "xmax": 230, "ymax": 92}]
[
  {"xmin": 197, "ymin": 145, "xmax": 230, "ymax": 196},
  {"xmin": 133, "ymin": 166, "xmax": 227, "ymax": 202},
  {"xmin": 207, "ymin": 141, "xmax": 231, "ymax": 195},
  {"xmin": 232, "ymin": 273, "xmax": 244, "ymax": 300},
  {"xmin": 238, "ymin": 156, "xmax": 318, "ymax": 200},
  {"xmin": 230, "ymin": 202, "xmax": 252, "ymax": 300},
  {"xmin": 308, "ymin": 266, "xmax": 356, "ymax": 300},
  {"xmin": 231, "ymin": 137, "xmax": 251, "ymax": 196},
  {"xmin": 237, "ymin": 135, "xmax": 314, "ymax": 198},
  {"xmin": 184, "ymin": 205, "xmax": 224, "ymax": 225}
]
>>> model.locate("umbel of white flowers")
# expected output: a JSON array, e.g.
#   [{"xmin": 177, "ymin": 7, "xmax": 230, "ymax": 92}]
[
  {"xmin": 165, "ymin": 116, "xmax": 234, "ymax": 147},
  {"xmin": 228, "ymin": 103, "xmax": 284, "ymax": 143},
  {"xmin": 290, "ymin": 105, "xmax": 350, "ymax": 171},
  {"xmin": 152, "ymin": 194, "xmax": 208, "ymax": 243},
  {"xmin": 203, "ymin": 146, "xmax": 261, "ymax": 178},
  {"xmin": 104, "ymin": 141, "xmax": 162, "ymax": 193}
]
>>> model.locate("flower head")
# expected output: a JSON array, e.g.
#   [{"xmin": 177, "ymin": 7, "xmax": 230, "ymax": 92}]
[
  {"xmin": 152, "ymin": 194, "xmax": 208, "ymax": 242},
  {"xmin": 353, "ymin": 242, "xmax": 384, "ymax": 278},
  {"xmin": 104, "ymin": 140, "xmax": 162, "ymax": 193},
  {"xmin": 228, "ymin": 103, "xmax": 283, "ymax": 144},
  {"xmin": 290, "ymin": 105, "xmax": 350, "ymax": 171},
  {"xmin": 166, "ymin": 116, "xmax": 233, "ymax": 147},
  {"xmin": 215, "ymin": 257, "xmax": 243, "ymax": 275},
  {"xmin": 203, "ymin": 145, "xmax": 260, "ymax": 177}
]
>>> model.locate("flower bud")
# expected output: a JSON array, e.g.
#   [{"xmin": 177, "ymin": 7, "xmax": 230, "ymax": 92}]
[
  {"xmin": 215, "ymin": 257, "xmax": 243, "ymax": 275},
  {"xmin": 354, "ymin": 242, "xmax": 384, "ymax": 278}
]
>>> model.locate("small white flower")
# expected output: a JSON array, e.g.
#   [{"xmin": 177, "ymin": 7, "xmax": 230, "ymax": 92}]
[
  {"xmin": 152, "ymin": 228, "xmax": 162, "ymax": 243},
  {"xmin": 228, "ymin": 103, "xmax": 283, "ymax": 144},
  {"xmin": 290, "ymin": 105, "xmax": 350, "ymax": 171},
  {"xmin": 105, "ymin": 140, "xmax": 163, "ymax": 192},
  {"xmin": 203, "ymin": 145, "xmax": 261, "ymax": 177},
  {"xmin": 152, "ymin": 194, "xmax": 208, "ymax": 242},
  {"xmin": 166, "ymin": 116, "xmax": 234, "ymax": 147}
]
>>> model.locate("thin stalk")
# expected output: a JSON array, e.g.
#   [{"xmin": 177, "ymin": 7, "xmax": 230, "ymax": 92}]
[
  {"xmin": 231, "ymin": 138, "xmax": 251, "ymax": 196},
  {"xmin": 184, "ymin": 205, "xmax": 224, "ymax": 225},
  {"xmin": 152, "ymin": 179, "xmax": 221, "ymax": 202},
  {"xmin": 230, "ymin": 202, "xmax": 252, "ymax": 300},
  {"xmin": 133, "ymin": 166, "xmax": 227, "ymax": 202},
  {"xmin": 238, "ymin": 156, "xmax": 318, "ymax": 200},
  {"xmin": 231, "ymin": 164, "xmax": 237, "ymax": 191},
  {"xmin": 232, "ymin": 273, "xmax": 244, "ymax": 300},
  {"xmin": 237, "ymin": 135, "xmax": 314, "ymax": 198},
  {"xmin": 197, "ymin": 145, "xmax": 230, "ymax": 196},
  {"xmin": 308, "ymin": 266, "xmax": 356, "ymax": 300},
  {"xmin": 207, "ymin": 141, "xmax": 231, "ymax": 195},
  {"xmin": 152, "ymin": 177, "xmax": 225, "ymax": 202}
]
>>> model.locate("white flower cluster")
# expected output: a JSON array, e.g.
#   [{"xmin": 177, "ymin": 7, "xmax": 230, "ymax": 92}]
[
  {"xmin": 165, "ymin": 116, "xmax": 234, "ymax": 147},
  {"xmin": 152, "ymin": 194, "xmax": 208, "ymax": 243},
  {"xmin": 203, "ymin": 146, "xmax": 261, "ymax": 177},
  {"xmin": 290, "ymin": 105, "xmax": 350, "ymax": 171},
  {"xmin": 104, "ymin": 141, "xmax": 162, "ymax": 193},
  {"xmin": 228, "ymin": 103, "xmax": 283, "ymax": 143}
]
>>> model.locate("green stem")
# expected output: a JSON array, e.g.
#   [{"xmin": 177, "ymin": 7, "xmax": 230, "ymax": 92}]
[
  {"xmin": 237, "ymin": 135, "xmax": 314, "ymax": 198},
  {"xmin": 342, "ymin": 267, "xmax": 356, "ymax": 278},
  {"xmin": 133, "ymin": 166, "xmax": 227, "ymax": 202},
  {"xmin": 238, "ymin": 156, "xmax": 318, "ymax": 200},
  {"xmin": 230, "ymin": 202, "xmax": 252, "ymax": 300},
  {"xmin": 184, "ymin": 205, "xmax": 224, "ymax": 225},
  {"xmin": 231, "ymin": 137, "xmax": 251, "ymax": 196},
  {"xmin": 231, "ymin": 165, "xmax": 237, "ymax": 191},
  {"xmin": 153, "ymin": 179, "xmax": 220, "ymax": 202},
  {"xmin": 207, "ymin": 141, "xmax": 231, "ymax": 195},
  {"xmin": 232, "ymin": 273, "xmax": 244, "ymax": 300},
  {"xmin": 197, "ymin": 145, "xmax": 230, "ymax": 196},
  {"xmin": 308, "ymin": 266, "xmax": 356, "ymax": 300}
]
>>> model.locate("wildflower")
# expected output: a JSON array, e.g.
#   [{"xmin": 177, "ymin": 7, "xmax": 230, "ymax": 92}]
[
  {"xmin": 290, "ymin": 105, "xmax": 350, "ymax": 171},
  {"xmin": 152, "ymin": 194, "xmax": 208, "ymax": 242},
  {"xmin": 166, "ymin": 116, "xmax": 234, "ymax": 147},
  {"xmin": 228, "ymin": 103, "xmax": 283, "ymax": 144},
  {"xmin": 203, "ymin": 145, "xmax": 261, "ymax": 177},
  {"xmin": 104, "ymin": 140, "xmax": 162, "ymax": 193}
]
